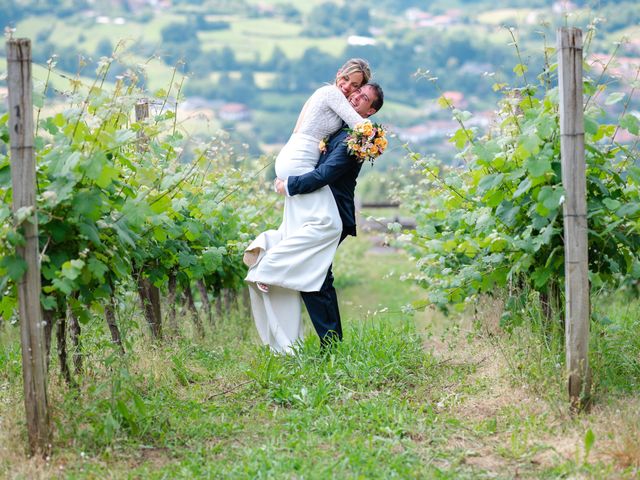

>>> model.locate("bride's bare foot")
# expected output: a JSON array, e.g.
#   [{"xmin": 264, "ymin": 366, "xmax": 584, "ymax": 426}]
[
  {"xmin": 243, "ymin": 248, "xmax": 260, "ymax": 267},
  {"xmin": 256, "ymin": 282, "xmax": 269, "ymax": 293}
]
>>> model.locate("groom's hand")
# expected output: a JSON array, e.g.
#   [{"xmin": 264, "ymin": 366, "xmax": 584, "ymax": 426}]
[{"xmin": 275, "ymin": 178, "xmax": 286, "ymax": 195}]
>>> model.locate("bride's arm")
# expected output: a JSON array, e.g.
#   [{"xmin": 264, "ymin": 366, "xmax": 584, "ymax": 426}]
[{"xmin": 322, "ymin": 85, "xmax": 364, "ymax": 128}]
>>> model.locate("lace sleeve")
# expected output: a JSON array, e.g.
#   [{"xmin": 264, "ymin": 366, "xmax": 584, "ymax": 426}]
[{"xmin": 321, "ymin": 85, "xmax": 364, "ymax": 128}]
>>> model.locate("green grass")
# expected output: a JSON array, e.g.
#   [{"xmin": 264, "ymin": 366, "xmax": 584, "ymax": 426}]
[
  {"xmin": 1, "ymin": 235, "xmax": 640, "ymax": 478},
  {"xmin": 334, "ymin": 237, "xmax": 416, "ymax": 310},
  {"xmin": 590, "ymin": 290, "xmax": 640, "ymax": 394},
  {"xmin": 1, "ymin": 307, "xmax": 452, "ymax": 478}
]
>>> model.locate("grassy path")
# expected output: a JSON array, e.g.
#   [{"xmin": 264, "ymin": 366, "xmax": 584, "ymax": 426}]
[{"xmin": 1, "ymin": 235, "xmax": 638, "ymax": 478}]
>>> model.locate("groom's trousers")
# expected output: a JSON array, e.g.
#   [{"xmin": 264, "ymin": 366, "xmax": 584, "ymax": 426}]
[{"xmin": 301, "ymin": 232, "xmax": 348, "ymax": 347}]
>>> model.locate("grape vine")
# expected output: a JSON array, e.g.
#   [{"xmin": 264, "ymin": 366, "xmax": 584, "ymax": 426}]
[
  {"xmin": 0, "ymin": 56, "xmax": 277, "ymax": 374},
  {"xmin": 402, "ymin": 38, "xmax": 640, "ymax": 321}
]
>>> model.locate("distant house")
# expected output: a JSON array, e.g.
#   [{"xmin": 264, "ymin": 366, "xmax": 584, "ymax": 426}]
[
  {"xmin": 467, "ymin": 110, "xmax": 495, "ymax": 129},
  {"xmin": 218, "ymin": 103, "xmax": 251, "ymax": 122},
  {"xmin": 441, "ymin": 91, "xmax": 467, "ymax": 108},
  {"xmin": 347, "ymin": 35, "xmax": 376, "ymax": 46},
  {"xmin": 459, "ymin": 62, "xmax": 494, "ymax": 76},
  {"xmin": 628, "ymin": 38, "xmax": 640, "ymax": 55},
  {"xmin": 181, "ymin": 97, "xmax": 219, "ymax": 111},
  {"xmin": 405, "ymin": 8, "xmax": 432, "ymax": 23},
  {"xmin": 398, "ymin": 109, "xmax": 495, "ymax": 145},
  {"xmin": 590, "ymin": 53, "xmax": 640, "ymax": 81},
  {"xmin": 397, "ymin": 120, "xmax": 459, "ymax": 143},
  {"xmin": 396, "ymin": 124, "xmax": 435, "ymax": 143},
  {"xmin": 180, "ymin": 97, "xmax": 217, "ymax": 120},
  {"xmin": 428, "ymin": 15, "xmax": 455, "ymax": 27},
  {"xmin": 254, "ymin": 3, "xmax": 276, "ymax": 15},
  {"xmin": 615, "ymin": 128, "xmax": 637, "ymax": 144},
  {"xmin": 406, "ymin": 8, "xmax": 460, "ymax": 28},
  {"xmin": 125, "ymin": 0, "xmax": 172, "ymax": 10},
  {"xmin": 552, "ymin": 1, "xmax": 577, "ymax": 13},
  {"xmin": 94, "ymin": 15, "xmax": 126, "ymax": 25}
]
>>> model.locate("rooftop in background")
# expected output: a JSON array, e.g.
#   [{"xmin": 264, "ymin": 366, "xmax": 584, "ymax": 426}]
[{"xmin": 347, "ymin": 36, "xmax": 376, "ymax": 46}]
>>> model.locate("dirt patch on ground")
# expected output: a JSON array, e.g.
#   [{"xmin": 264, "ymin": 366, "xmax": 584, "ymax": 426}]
[
  {"xmin": 531, "ymin": 404, "xmax": 640, "ymax": 477},
  {"xmin": 422, "ymin": 323, "xmax": 638, "ymax": 478},
  {"xmin": 132, "ymin": 446, "xmax": 173, "ymax": 468}
]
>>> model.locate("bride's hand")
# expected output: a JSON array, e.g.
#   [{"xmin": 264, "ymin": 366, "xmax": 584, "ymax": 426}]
[{"xmin": 274, "ymin": 178, "xmax": 286, "ymax": 195}]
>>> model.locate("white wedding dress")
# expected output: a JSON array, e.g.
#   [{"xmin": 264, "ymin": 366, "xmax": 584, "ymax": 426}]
[{"xmin": 245, "ymin": 85, "xmax": 363, "ymax": 353}]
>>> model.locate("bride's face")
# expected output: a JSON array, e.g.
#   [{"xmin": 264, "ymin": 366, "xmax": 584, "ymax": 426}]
[{"xmin": 336, "ymin": 70, "xmax": 364, "ymax": 97}]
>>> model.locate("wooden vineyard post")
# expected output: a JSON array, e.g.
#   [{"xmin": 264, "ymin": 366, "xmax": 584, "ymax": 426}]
[
  {"xmin": 134, "ymin": 99, "xmax": 150, "ymax": 130},
  {"xmin": 6, "ymin": 38, "xmax": 51, "ymax": 455},
  {"xmin": 557, "ymin": 28, "xmax": 591, "ymax": 411},
  {"xmin": 134, "ymin": 100, "xmax": 163, "ymax": 339}
]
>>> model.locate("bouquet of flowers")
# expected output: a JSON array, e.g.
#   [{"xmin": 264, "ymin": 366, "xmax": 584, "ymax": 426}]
[{"xmin": 345, "ymin": 120, "xmax": 388, "ymax": 165}]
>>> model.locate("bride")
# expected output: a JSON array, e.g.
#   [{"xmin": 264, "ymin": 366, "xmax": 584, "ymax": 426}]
[{"xmin": 244, "ymin": 58, "xmax": 370, "ymax": 353}]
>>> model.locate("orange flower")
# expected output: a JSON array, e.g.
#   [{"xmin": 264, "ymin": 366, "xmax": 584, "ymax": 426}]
[
  {"xmin": 319, "ymin": 137, "xmax": 328, "ymax": 153},
  {"xmin": 360, "ymin": 121, "xmax": 373, "ymax": 137}
]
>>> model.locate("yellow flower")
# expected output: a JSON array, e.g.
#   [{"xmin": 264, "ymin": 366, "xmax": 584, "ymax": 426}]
[{"xmin": 360, "ymin": 121, "xmax": 373, "ymax": 137}]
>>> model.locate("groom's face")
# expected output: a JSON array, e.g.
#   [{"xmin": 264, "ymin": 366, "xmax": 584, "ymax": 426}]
[{"xmin": 349, "ymin": 85, "xmax": 377, "ymax": 118}]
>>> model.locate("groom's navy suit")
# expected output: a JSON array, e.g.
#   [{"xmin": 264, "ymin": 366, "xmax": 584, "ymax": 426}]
[{"xmin": 286, "ymin": 125, "xmax": 364, "ymax": 346}]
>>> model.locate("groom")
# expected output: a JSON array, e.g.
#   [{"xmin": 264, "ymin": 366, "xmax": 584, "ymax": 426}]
[{"xmin": 275, "ymin": 83, "xmax": 384, "ymax": 348}]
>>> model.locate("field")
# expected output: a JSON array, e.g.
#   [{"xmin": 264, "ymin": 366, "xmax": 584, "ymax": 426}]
[
  {"xmin": 1, "ymin": 232, "xmax": 638, "ymax": 478},
  {"xmin": 13, "ymin": 12, "xmax": 348, "ymax": 72},
  {"xmin": 3, "ymin": 2, "xmax": 640, "ymax": 478}
]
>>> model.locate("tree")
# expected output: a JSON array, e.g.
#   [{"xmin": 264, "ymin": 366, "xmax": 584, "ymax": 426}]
[
  {"xmin": 275, "ymin": 3, "xmax": 301, "ymax": 22},
  {"xmin": 264, "ymin": 46, "xmax": 290, "ymax": 71},
  {"xmin": 95, "ymin": 38, "xmax": 113, "ymax": 58},
  {"xmin": 303, "ymin": 2, "xmax": 371, "ymax": 37},
  {"xmin": 161, "ymin": 22, "xmax": 198, "ymax": 44},
  {"xmin": 214, "ymin": 70, "xmax": 257, "ymax": 103},
  {"xmin": 219, "ymin": 46, "xmax": 237, "ymax": 70},
  {"xmin": 161, "ymin": 39, "xmax": 202, "ymax": 68}
]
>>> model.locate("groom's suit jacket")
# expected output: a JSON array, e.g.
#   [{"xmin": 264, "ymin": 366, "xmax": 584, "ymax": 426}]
[{"xmin": 286, "ymin": 127, "xmax": 364, "ymax": 237}]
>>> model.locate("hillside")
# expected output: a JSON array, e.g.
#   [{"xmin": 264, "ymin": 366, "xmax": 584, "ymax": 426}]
[{"xmin": 2, "ymin": 0, "xmax": 639, "ymax": 200}]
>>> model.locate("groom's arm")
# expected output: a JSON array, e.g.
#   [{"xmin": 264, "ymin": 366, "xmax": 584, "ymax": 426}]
[{"xmin": 286, "ymin": 143, "xmax": 353, "ymax": 196}]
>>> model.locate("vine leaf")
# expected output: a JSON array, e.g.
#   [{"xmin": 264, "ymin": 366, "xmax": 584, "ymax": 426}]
[
  {"xmin": 620, "ymin": 114, "xmax": 639, "ymax": 135},
  {"xmin": 525, "ymin": 157, "xmax": 552, "ymax": 178},
  {"xmin": 604, "ymin": 92, "xmax": 625, "ymax": 105},
  {"xmin": 513, "ymin": 63, "xmax": 528, "ymax": 77},
  {"xmin": 0, "ymin": 254, "xmax": 28, "ymax": 281}
]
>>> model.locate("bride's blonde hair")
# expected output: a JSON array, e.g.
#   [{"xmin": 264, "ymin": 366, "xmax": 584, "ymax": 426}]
[{"xmin": 336, "ymin": 58, "xmax": 371, "ymax": 86}]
